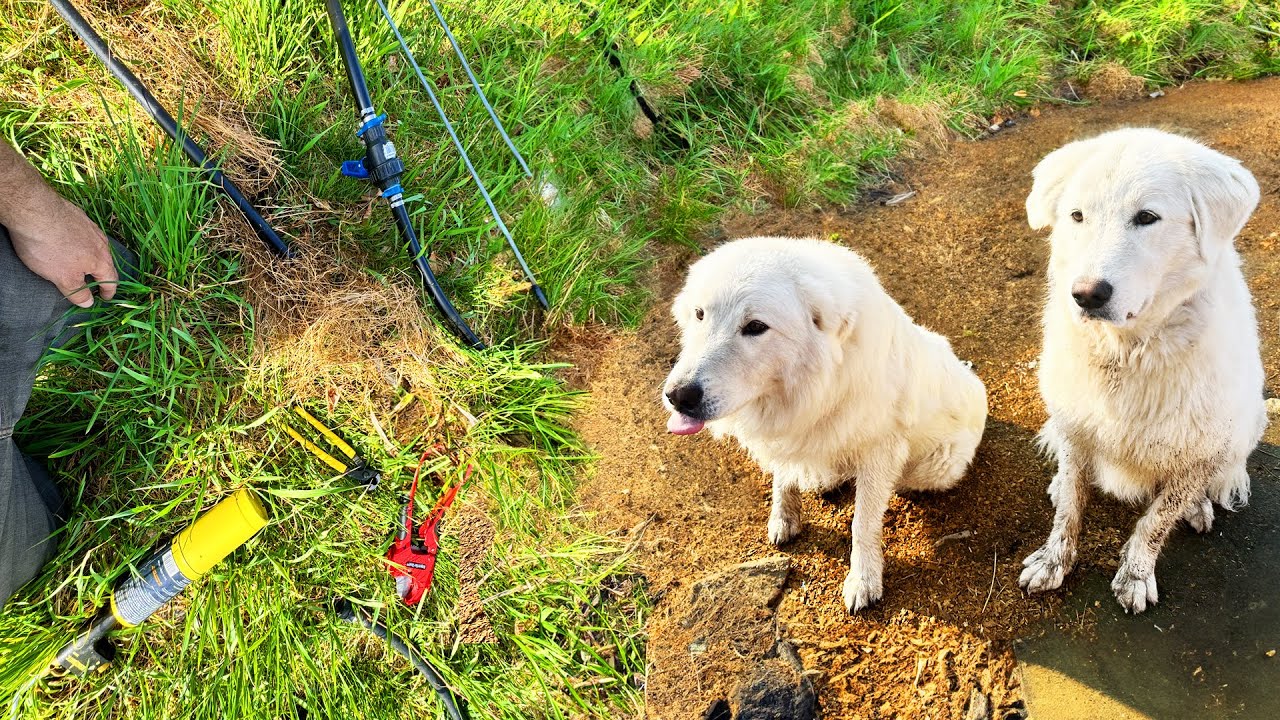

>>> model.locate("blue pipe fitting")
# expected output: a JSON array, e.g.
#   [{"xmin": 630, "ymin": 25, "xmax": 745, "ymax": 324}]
[{"xmin": 356, "ymin": 113, "xmax": 388, "ymax": 137}]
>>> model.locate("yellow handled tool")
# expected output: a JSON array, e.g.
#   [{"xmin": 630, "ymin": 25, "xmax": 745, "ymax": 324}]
[{"xmin": 282, "ymin": 406, "xmax": 380, "ymax": 490}]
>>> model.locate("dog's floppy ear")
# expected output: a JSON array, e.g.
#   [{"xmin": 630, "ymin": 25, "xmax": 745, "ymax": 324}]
[
  {"xmin": 1186, "ymin": 150, "xmax": 1260, "ymax": 264},
  {"xmin": 1025, "ymin": 137, "xmax": 1098, "ymax": 230},
  {"xmin": 797, "ymin": 273, "xmax": 857, "ymax": 363}
]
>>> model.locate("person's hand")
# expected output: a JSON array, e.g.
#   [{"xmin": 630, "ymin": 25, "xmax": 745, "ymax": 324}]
[
  {"xmin": 0, "ymin": 141, "xmax": 118, "ymax": 308},
  {"xmin": 6, "ymin": 194, "xmax": 117, "ymax": 308}
]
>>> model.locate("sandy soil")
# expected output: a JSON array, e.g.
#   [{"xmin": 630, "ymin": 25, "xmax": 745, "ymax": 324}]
[{"xmin": 568, "ymin": 77, "xmax": 1280, "ymax": 720}]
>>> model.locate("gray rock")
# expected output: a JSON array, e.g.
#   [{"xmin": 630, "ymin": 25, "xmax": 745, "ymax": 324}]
[
  {"xmin": 964, "ymin": 688, "xmax": 990, "ymax": 720},
  {"xmin": 682, "ymin": 556, "xmax": 791, "ymax": 628},
  {"xmin": 734, "ymin": 639, "xmax": 818, "ymax": 720}
]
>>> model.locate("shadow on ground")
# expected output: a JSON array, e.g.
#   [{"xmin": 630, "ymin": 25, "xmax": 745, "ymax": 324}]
[{"xmin": 1016, "ymin": 444, "xmax": 1280, "ymax": 720}]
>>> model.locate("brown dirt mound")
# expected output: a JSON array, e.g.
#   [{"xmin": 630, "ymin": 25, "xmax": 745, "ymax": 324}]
[
  {"xmin": 568, "ymin": 77, "xmax": 1280, "ymax": 719},
  {"xmin": 1082, "ymin": 63, "xmax": 1149, "ymax": 102}
]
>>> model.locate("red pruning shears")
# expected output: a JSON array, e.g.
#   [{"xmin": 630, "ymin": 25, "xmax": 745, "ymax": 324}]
[{"xmin": 387, "ymin": 446, "xmax": 474, "ymax": 605}]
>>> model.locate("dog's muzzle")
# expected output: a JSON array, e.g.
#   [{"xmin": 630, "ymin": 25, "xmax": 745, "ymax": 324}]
[{"xmin": 664, "ymin": 383, "xmax": 707, "ymax": 435}]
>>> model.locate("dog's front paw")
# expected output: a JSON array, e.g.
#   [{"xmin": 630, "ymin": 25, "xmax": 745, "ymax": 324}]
[
  {"xmin": 1019, "ymin": 541, "xmax": 1075, "ymax": 594},
  {"xmin": 842, "ymin": 568, "xmax": 883, "ymax": 613},
  {"xmin": 1112, "ymin": 564, "xmax": 1158, "ymax": 614},
  {"xmin": 1183, "ymin": 496, "xmax": 1214, "ymax": 534},
  {"xmin": 767, "ymin": 512, "xmax": 802, "ymax": 546}
]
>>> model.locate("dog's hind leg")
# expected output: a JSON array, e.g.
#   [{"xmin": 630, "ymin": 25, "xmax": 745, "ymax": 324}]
[
  {"xmin": 1020, "ymin": 431, "xmax": 1090, "ymax": 594},
  {"xmin": 901, "ymin": 428, "xmax": 981, "ymax": 492},
  {"xmin": 844, "ymin": 440, "xmax": 909, "ymax": 614},
  {"xmin": 767, "ymin": 476, "xmax": 803, "ymax": 546},
  {"xmin": 1208, "ymin": 460, "xmax": 1251, "ymax": 511},
  {"xmin": 1182, "ymin": 494, "xmax": 1214, "ymax": 534},
  {"xmin": 1112, "ymin": 464, "xmax": 1213, "ymax": 613}
]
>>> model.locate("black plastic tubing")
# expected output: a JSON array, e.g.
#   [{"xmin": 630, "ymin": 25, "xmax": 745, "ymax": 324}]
[{"xmin": 50, "ymin": 0, "xmax": 293, "ymax": 258}]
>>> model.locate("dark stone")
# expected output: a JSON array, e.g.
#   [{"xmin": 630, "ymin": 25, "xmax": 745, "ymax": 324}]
[
  {"xmin": 734, "ymin": 639, "xmax": 818, "ymax": 720},
  {"xmin": 702, "ymin": 699, "xmax": 732, "ymax": 720}
]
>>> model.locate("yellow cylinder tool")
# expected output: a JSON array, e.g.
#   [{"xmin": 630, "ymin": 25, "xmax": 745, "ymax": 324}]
[{"xmin": 50, "ymin": 488, "xmax": 268, "ymax": 676}]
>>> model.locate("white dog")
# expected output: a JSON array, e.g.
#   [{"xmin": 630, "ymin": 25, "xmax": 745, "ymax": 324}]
[
  {"xmin": 1019, "ymin": 128, "xmax": 1266, "ymax": 613},
  {"xmin": 662, "ymin": 237, "xmax": 988, "ymax": 612}
]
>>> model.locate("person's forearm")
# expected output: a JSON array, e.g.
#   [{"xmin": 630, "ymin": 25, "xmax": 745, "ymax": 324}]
[{"xmin": 0, "ymin": 141, "xmax": 64, "ymax": 233}]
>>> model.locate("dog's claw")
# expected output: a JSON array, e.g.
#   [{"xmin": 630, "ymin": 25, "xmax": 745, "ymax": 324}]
[
  {"xmin": 1183, "ymin": 497, "xmax": 1214, "ymax": 534},
  {"xmin": 766, "ymin": 513, "xmax": 801, "ymax": 546},
  {"xmin": 1112, "ymin": 564, "xmax": 1158, "ymax": 613},
  {"xmin": 1019, "ymin": 542, "xmax": 1074, "ymax": 594},
  {"xmin": 843, "ymin": 569, "xmax": 883, "ymax": 613}
]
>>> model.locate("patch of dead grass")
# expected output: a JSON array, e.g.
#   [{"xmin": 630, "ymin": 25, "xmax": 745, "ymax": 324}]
[{"xmin": 1082, "ymin": 62, "xmax": 1148, "ymax": 102}]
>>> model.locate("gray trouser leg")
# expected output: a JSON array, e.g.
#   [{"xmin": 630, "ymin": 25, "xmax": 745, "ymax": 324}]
[{"xmin": 0, "ymin": 223, "xmax": 74, "ymax": 609}]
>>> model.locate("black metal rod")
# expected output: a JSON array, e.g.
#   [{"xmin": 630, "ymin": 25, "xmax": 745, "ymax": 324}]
[
  {"xmin": 49, "ymin": 0, "xmax": 292, "ymax": 258},
  {"xmin": 323, "ymin": 0, "xmax": 484, "ymax": 350}
]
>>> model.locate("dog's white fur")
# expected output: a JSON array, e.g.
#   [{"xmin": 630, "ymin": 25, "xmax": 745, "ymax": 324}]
[
  {"xmin": 1019, "ymin": 128, "xmax": 1266, "ymax": 613},
  {"xmin": 662, "ymin": 237, "xmax": 987, "ymax": 612}
]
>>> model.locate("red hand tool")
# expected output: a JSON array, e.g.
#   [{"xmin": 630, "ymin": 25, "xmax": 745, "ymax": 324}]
[{"xmin": 387, "ymin": 446, "xmax": 474, "ymax": 605}]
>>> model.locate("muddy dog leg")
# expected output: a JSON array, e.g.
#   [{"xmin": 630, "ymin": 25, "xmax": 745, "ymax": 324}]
[
  {"xmin": 1020, "ymin": 436, "xmax": 1090, "ymax": 594},
  {"xmin": 844, "ymin": 441, "xmax": 908, "ymax": 613},
  {"xmin": 767, "ymin": 477, "xmax": 803, "ymax": 546},
  {"xmin": 1181, "ymin": 494, "xmax": 1215, "ymax": 534},
  {"xmin": 1112, "ymin": 469, "xmax": 1208, "ymax": 613}
]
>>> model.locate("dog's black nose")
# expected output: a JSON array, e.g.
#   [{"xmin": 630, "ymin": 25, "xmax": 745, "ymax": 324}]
[
  {"xmin": 666, "ymin": 383, "xmax": 704, "ymax": 415},
  {"xmin": 1071, "ymin": 279, "xmax": 1113, "ymax": 310}
]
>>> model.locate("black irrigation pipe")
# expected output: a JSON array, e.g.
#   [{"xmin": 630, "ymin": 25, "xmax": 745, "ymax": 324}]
[
  {"xmin": 583, "ymin": 7, "xmax": 690, "ymax": 151},
  {"xmin": 324, "ymin": 0, "xmax": 484, "ymax": 349},
  {"xmin": 50, "ymin": 0, "xmax": 293, "ymax": 259},
  {"xmin": 334, "ymin": 598, "xmax": 468, "ymax": 720}
]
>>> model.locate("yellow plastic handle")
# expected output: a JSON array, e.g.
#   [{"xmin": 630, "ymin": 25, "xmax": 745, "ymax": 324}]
[
  {"xmin": 171, "ymin": 488, "xmax": 269, "ymax": 579},
  {"xmin": 292, "ymin": 406, "xmax": 357, "ymax": 460},
  {"xmin": 283, "ymin": 424, "xmax": 350, "ymax": 474}
]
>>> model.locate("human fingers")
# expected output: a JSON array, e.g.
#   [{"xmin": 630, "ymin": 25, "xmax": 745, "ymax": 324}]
[
  {"xmin": 93, "ymin": 246, "xmax": 119, "ymax": 301},
  {"xmin": 61, "ymin": 274, "xmax": 95, "ymax": 308}
]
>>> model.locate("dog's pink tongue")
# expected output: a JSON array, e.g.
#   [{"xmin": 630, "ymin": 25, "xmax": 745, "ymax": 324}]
[{"xmin": 667, "ymin": 412, "xmax": 705, "ymax": 435}]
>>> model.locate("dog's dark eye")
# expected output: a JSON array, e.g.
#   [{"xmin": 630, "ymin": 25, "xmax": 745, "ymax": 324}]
[
  {"xmin": 742, "ymin": 320, "xmax": 769, "ymax": 336},
  {"xmin": 695, "ymin": 307, "xmax": 704, "ymax": 321},
  {"xmin": 1070, "ymin": 210, "xmax": 1084, "ymax": 223},
  {"xmin": 1134, "ymin": 210, "xmax": 1160, "ymax": 226}
]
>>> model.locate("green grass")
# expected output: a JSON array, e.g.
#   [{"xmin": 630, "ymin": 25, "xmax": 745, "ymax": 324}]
[{"xmin": 0, "ymin": 0, "xmax": 1276, "ymax": 718}]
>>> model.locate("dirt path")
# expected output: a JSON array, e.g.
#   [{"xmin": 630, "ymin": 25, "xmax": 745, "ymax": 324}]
[{"xmin": 569, "ymin": 78, "xmax": 1280, "ymax": 720}]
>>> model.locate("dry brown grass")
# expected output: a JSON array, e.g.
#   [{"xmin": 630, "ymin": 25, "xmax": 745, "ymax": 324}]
[
  {"xmin": 874, "ymin": 96, "xmax": 954, "ymax": 154},
  {"xmin": 1083, "ymin": 61, "xmax": 1149, "ymax": 102}
]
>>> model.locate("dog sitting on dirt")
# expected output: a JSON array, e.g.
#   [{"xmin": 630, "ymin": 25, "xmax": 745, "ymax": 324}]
[
  {"xmin": 1019, "ymin": 128, "xmax": 1267, "ymax": 613},
  {"xmin": 662, "ymin": 236, "xmax": 988, "ymax": 612}
]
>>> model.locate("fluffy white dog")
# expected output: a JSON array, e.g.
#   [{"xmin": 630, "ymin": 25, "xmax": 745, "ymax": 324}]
[
  {"xmin": 662, "ymin": 236, "xmax": 988, "ymax": 612},
  {"xmin": 1019, "ymin": 128, "xmax": 1267, "ymax": 613}
]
